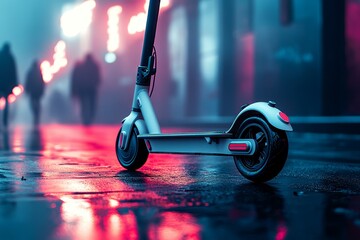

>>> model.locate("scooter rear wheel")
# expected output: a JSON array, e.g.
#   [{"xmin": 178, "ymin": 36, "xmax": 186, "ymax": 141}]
[
  {"xmin": 115, "ymin": 127, "xmax": 149, "ymax": 170},
  {"xmin": 233, "ymin": 116, "xmax": 288, "ymax": 182}
]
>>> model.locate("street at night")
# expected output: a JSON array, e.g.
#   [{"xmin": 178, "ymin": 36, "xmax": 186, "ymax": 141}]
[
  {"xmin": 0, "ymin": 125, "xmax": 359, "ymax": 239},
  {"xmin": 0, "ymin": 0, "xmax": 360, "ymax": 239}
]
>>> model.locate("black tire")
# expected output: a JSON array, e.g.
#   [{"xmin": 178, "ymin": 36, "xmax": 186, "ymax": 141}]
[
  {"xmin": 233, "ymin": 116, "xmax": 288, "ymax": 182},
  {"xmin": 115, "ymin": 127, "xmax": 149, "ymax": 170}
]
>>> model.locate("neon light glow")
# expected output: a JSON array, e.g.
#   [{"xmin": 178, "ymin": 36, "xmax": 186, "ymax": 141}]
[
  {"xmin": 41, "ymin": 40, "xmax": 68, "ymax": 83},
  {"xmin": 0, "ymin": 97, "xmax": 5, "ymax": 110},
  {"xmin": 149, "ymin": 212, "xmax": 201, "ymax": 239},
  {"xmin": 8, "ymin": 94, "xmax": 16, "ymax": 104},
  {"xmin": 12, "ymin": 85, "xmax": 24, "ymax": 97},
  {"xmin": 0, "ymin": 85, "xmax": 24, "ymax": 110},
  {"xmin": 128, "ymin": 12, "xmax": 147, "ymax": 34},
  {"xmin": 128, "ymin": 0, "xmax": 170, "ymax": 35},
  {"xmin": 275, "ymin": 223, "xmax": 288, "ymax": 240},
  {"xmin": 61, "ymin": 0, "xmax": 96, "ymax": 37},
  {"xmin": 107, "ymin": 5, "xmax": 122, "ymax": 53},
  {"xmin": 128, "ymin": 12, "xmax": 147, "ymax": 35},
  {"xmin": 109, "ymin": 199, "xmax": 120, "ymax": 208}
]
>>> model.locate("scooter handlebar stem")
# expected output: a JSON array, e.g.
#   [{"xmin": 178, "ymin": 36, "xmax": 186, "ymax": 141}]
[{"xmin": 140, "ymin": 0, "xmax": 161, "ymax": 68}]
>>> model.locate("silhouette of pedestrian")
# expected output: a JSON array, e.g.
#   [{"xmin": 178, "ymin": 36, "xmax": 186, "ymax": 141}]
[
  {"xmin": 24, "ymin": 60, "xmax": 45, "ymax": 126},
  {"xmin": 0, "ymin": 42, "xmax": 18, "ymax": 128},
  {"xmin": 70, "ymin": 54, "xmax": 101, "ymax": 125},
  {"xmin": 70, "ymin": 60, "xmax": 82, "ymax": 100}
]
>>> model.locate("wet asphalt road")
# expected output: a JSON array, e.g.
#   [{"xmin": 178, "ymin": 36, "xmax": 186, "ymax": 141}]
[{"xmin": 0, "ymin": 125, "xmax": 359, "ymax": 240}]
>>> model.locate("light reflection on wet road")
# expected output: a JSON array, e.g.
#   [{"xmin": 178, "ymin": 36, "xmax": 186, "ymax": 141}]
[{"xmin": 0, "ymin": 125, "xmax": 359, "ymax": 239}]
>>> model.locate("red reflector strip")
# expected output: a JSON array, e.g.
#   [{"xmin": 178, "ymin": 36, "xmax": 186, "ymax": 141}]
[
  {"xmin": 145, "ymin": 140, "xmax": 152, "ymax": 151},
  {"xmin": 228, "ymin": 143, "xmax": 249, "ymax": 151},
  {"xmin": 279, "ymin": 112, "xmax": 290, "ymax": 123},
  {"xmin": 119, "ymin": 132, "xmax": 124, "ymax": 146}
]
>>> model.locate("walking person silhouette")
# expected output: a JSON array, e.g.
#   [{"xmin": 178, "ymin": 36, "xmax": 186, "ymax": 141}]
[
  {"xmin": 70, "ymin": 54, "xmax": 101, "ymax": 125},
  {"xmin": 0, "ymin": 42, "xmax": 18, "ymax": 128},
  {"xmin": 24, "ymin": 60, "xmax": 45, "ymax": 126}
]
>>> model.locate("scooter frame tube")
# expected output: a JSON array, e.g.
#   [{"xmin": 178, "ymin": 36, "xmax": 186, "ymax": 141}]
[{"xmin": 137, "ymin": 89, "xmax": 161, "ymax": 134}]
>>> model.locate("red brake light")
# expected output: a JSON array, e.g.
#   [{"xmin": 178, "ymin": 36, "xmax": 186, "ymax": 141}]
[
  {"xmin": 228, "ymin": 143, "xmax": 249, "ymax": 151},
  {"xmin": 279, "ymin": 112, "xmax": 290, "ymax": 123}
]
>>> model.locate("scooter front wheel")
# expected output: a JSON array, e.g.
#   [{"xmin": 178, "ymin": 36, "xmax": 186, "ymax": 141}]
[
  {"xmin": 233, "ymin": 116, "xmax": 288, "ymax": 182},
  {"xmin": 115, "ymin": 127, "xmax": 149, "ymax": 170}
]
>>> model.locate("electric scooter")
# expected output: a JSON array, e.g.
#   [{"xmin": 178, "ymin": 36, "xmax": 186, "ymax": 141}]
[{"xmin": 116, "ymin": 0, "xmax": 293, "ymax": 182}]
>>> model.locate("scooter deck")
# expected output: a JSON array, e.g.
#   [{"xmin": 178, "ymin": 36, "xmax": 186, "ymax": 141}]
[
  {"xmin": 138, "ymin": 132, "xmax": 255, "ymax": 156},
  {"xmin": 138, "ymin": 131, "xmax": 232, "ymax": 139}
]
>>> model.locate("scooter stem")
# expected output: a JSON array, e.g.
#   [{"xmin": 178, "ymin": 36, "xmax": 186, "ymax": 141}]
[{"xmin": 140, "ymin": 0, "xmax": 161, "ymax": 68}]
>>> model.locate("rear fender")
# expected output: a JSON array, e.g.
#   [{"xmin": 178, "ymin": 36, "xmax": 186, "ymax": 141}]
[{"xmin": 227, "ymin": 102, "xmax": 293, "ymax": 135}]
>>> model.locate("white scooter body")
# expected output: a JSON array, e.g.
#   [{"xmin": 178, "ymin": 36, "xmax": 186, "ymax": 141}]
[{"xmin": 115, "ymin": 0, "xmax": 293, "ymax": 183}]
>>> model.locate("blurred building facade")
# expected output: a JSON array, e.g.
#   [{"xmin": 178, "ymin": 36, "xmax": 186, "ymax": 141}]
[{"xmin": 1, "ymin": 0, "xmax": 360, "ymax": 125}]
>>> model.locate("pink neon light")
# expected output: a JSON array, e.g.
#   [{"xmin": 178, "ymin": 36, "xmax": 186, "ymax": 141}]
[
  {"xmin": 7, "ymin": 94, "xmax": 16, "ymax": 103},
  {"xmin": 128, "ymin": 13, "xmax": 147, "ymax": 35},
  {"xmin": 107, "ymin": 6, "xmax": 122, "ymax": 52},
  {"xmin": 12, "ymin": 85, "xmax": 24, "ymax": 97},
  {"xmin": 275, "ymin": 223, "xmax": 288, "ymax": 240},
  {"xmin": 0, "ymin": 86, "xmax": 24, "ymax": 110},
  {"xmin": 41, "ymin": 40, "xmax": 68, "ymax": 83}
]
